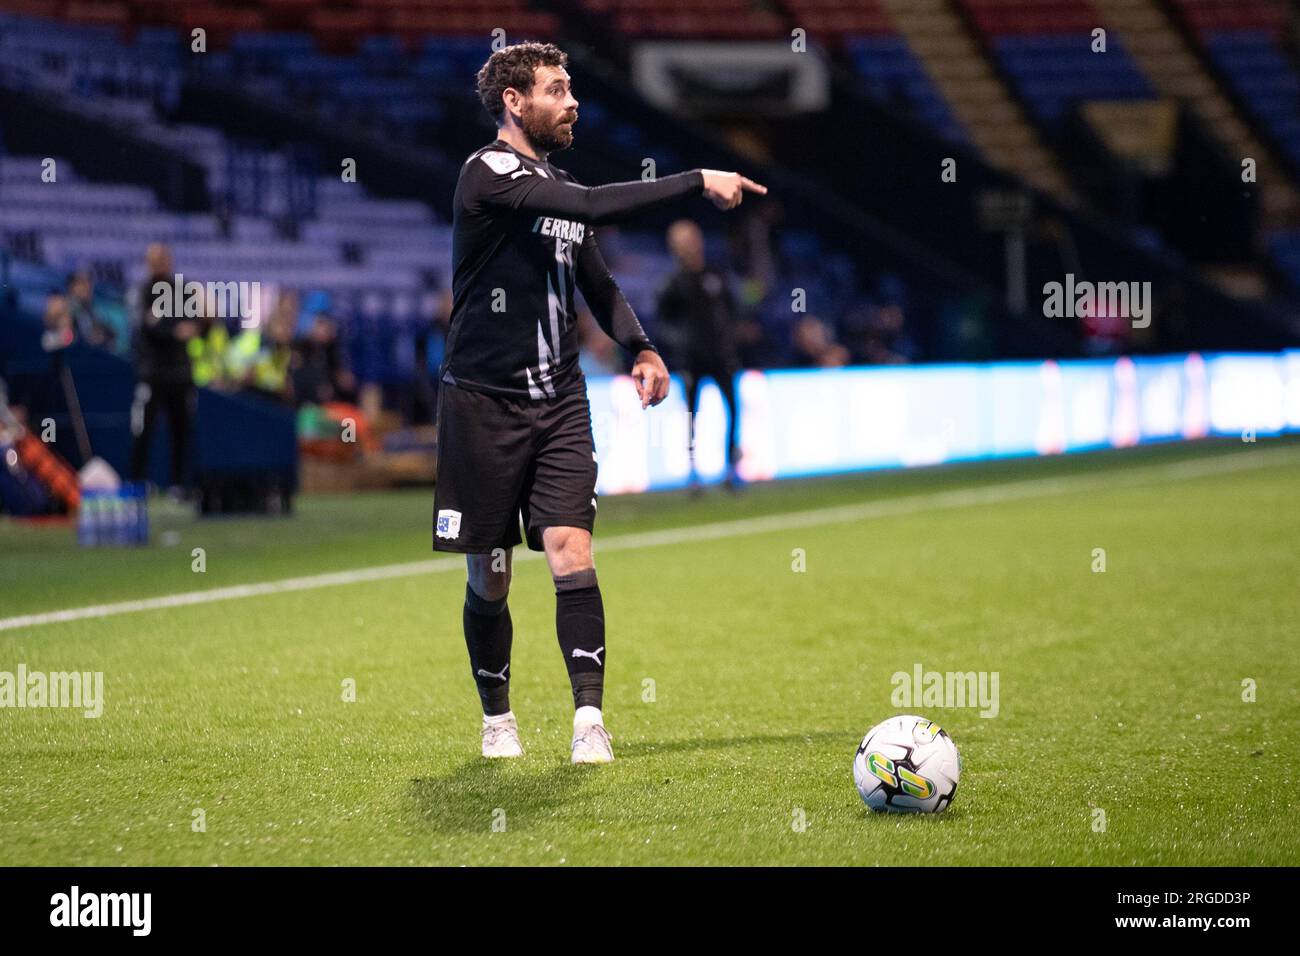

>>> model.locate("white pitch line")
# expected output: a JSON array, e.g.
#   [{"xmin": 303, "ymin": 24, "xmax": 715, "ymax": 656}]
[{"xmin": 1, "ymin": 445, "xmax": 1296, "ymax": 634}]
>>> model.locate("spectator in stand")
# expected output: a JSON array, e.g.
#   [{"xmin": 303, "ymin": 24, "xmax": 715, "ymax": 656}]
[
  {"xmin": 791, "ymin": 314, "xmax": 850, "ymax": 368},
  {"xmin": 40, "ymin": 293, "xmax": 76, "ymax": 352},
  {"xmin": 845, "ymin": 276, "xmax": 917, "ymax": 365},
  {"xmin": 248, "ymin": 310, "xmax": 296, "ymax": 404},
  {"xmin": 67, "ymin": 271, "xmax": 116, "ymax": 350},
  {"xmin": 1079, "ymin": 294, "xmax": 1131, "ymax": 355},
  {"xmin": 731, "ymin": 203, "xmax": 781, "ymax": 367},
  {"xmin": 188, "ymin": 312, "xmax": 231, "ymax": 389},
  {"xmin": 293, "ymin": 313, "xmax": 357, "ymax": 406},
  {"xmin": 859, "ymin": 305, "xmax": 910, "ymax": 364},
  {"xmin": 229, "ymin": 290, "xmax": 297, "ymax": 400},
  {"xmin": 34, "ymin": 294, "xmax": 80, "ymax": 459},
  {"xmin": 130, "ymin": 243, "xmax": 197, "ymax": 495},
  {"xmin": 656, "ymin": 219, "xmax": 744, "ymax": 486}
]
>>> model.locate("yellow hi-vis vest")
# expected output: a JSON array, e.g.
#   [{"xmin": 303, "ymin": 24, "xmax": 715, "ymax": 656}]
[
  {"xmin": 226, "ymin": 329, "xmax": 262, "ymax": 382},
  {"xmin": 253, "ymin": 345, "xmax": 291, "ymax": 393},
  {"xmin": 188, "ymin": 324, "xmax": 230, "ymax": 387}
]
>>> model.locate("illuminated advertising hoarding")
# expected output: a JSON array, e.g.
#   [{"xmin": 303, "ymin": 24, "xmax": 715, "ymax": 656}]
[{"xmin": 586, "ymin": 352, "xmax": 1300, "ymax": 493}]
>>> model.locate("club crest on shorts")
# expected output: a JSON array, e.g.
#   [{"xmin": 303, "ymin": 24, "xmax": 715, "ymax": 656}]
[{"xmin": 436, "ymin": 509, "xmax": 462, "ymax": 539}]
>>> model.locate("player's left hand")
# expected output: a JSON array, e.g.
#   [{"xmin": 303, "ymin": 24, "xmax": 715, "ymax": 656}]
[{"xmin": 632, "ymin": 350, "xmax": 670, "ymax": 409}]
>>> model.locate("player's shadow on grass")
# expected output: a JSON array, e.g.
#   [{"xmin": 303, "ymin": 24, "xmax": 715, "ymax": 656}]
[
  {"xmin": 408, "ymin": 731, "xmax": 853, "ymax": 832},
  {"xmin": 409, "ymin": 759, "xmax": 588, "ymax": 833},
  {"xmin": 620, "ymin": 730, "xmax": 852, "ymax": 757}
]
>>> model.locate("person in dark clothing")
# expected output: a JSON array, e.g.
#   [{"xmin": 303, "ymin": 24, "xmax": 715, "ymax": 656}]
[
  {"xmin": 435, "ymin": 42, "xmax": 765, "ymax": 765},
  {"xmin": 655, "ymin": 219, "xmax": 743, "ymax": 487},
  {"xmin": 293, "ymin": 314, "xmax": 357, "ymax": 406},
  {"xmin": 67, "ymin": 271, "xmax": 116, "ymax": 350},
  {"xmin": 130, "ymin": 243, "xmax": 197, "ymax": 492}
]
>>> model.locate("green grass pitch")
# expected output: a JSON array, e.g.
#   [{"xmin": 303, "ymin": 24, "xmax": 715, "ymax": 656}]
[{"xmin": 1, "ymin": 437, "xmax": 1297, "ymax": 865}]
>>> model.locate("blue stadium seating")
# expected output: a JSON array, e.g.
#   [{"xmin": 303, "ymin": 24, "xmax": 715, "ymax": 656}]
[
  {"xmin": 846, "ymin": 35, "xmax": 970, "ymax": 145},
  {"xmin": 1203, "ymin": 31, "xmax": 1300, "ymax": 173},
  {"xmin": 993, "ymin": 34, "xmax": 1155, "ymax": 126}
]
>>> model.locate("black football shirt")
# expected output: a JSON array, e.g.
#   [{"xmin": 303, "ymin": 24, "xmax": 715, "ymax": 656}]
[{"xmin": 442, "ymin": 138, "xmax": 704, "ymax": 400}]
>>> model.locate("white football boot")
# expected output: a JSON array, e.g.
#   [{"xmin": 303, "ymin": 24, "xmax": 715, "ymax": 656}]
[
  {"xmin": 571, "ymin": 707, "xmax": 614, "ymax": 764},
  {"xmin": 481, "ymin": 712, "xmax": 524, "ymax": 758}
]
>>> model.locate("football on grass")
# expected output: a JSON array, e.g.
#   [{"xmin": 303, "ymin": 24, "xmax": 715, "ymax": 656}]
[{"xmin": 854, "ymin": 715, "xmax": 961, "ymax": 813}]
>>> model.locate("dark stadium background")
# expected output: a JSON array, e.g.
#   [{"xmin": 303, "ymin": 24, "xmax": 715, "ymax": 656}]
[{"xmin": 0, "ymin": 0, "xmax": 1296, "ymax": 508}]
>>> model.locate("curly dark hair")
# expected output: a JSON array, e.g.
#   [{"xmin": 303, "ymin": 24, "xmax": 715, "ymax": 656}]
[{"xmin": 475, "ymin": 42, "xmax": 568, "ymax": 124}]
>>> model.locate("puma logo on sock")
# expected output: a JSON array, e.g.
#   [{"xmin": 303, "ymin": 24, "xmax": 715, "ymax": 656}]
[
  {"xmin": 476, "ymin": 664, "xmax": 509, "ymax": 682},
  {"xmin": 570, "ymin": 646, "xmax": 604, "ymax": 667}
]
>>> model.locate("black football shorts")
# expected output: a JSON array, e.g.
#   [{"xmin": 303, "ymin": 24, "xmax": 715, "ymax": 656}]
[{"xmin": 433, "ymin": 382, "xmax": 598, "ymax": 553}]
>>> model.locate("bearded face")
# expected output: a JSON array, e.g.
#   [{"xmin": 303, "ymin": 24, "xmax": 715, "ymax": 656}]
[
  {"xmin": 508, "ymin": 65, "xmax": 577, "ymax": 154},
  {"xmin": 521, "ymin": 95, "xmax": 576, "ymax": 153}
]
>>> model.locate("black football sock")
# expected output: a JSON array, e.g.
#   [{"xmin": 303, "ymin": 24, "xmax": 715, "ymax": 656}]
[
  {"xmin": 554, "ymin": 568, "xmax": 605, "ymax": 710},
  {"xmin": 463, "ymin": 583, "xmax": 513, "ymax": 717}
]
